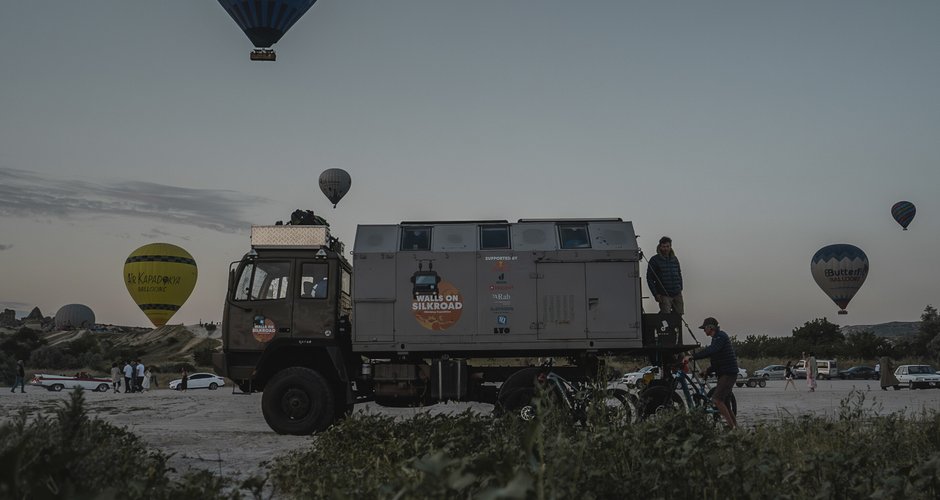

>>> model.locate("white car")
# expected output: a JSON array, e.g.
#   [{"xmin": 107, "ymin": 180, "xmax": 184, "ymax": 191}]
[
  {"xmin": 893, "ymin": 365, "xmax": 940, "ymax": 389},
  {"xmin": 30, "ymin": 373, "xmax": 112, "ymax": 392},
  {"xmin": 168, "ymin": 372, "xmax": 226, "ymax": 390},
  {"xmin": 620, "ymin": 366, "xmax": 658, "ymax": 389}
]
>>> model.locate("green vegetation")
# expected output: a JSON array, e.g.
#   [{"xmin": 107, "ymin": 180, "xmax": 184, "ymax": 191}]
[
  {"xmin": 0, "ymin": 389, "xmax": 264, "ymax": 500},
  {"xmin": 267, "ymin": 392, "xmax": 940, "ymax": 499}
]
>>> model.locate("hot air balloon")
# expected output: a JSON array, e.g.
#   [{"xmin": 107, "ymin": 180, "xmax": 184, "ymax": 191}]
[
  {"xmin": 55, "ymin": 304, "xmax": 96, "ymax": 330},
  {"xmin": 319, "ymin": 168, "xmax": 351, "ymax": 208},
  {"xmin": 891, "ymin": 201, "xmax": 916, "ymax": 230},
  {"xmin": 217, "ymin": 0, "xmax": 318, "ymax": 61},
  {"xmin": 123, "ymin": 243, "xmax": 198, "ymax": 327},
  {"xmin": 810, "ymin": 244, "xmax": 868, "ymax": 315}
]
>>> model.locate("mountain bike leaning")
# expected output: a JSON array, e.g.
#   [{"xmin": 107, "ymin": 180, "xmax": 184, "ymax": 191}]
[
  {"xmin": 497, "ymin": 359, "xmax": 639, "ymax": 426},
  {"xmin": 638, "ymin": 357, "xmax": 737, "ymax": 425}
]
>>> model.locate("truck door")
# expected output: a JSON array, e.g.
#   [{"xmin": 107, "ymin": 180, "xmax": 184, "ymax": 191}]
[
  {"xmin": 585, "ymin": 262, "xmax": 640, "ymax": 339},
  {"xmin": 226, "ymin": 259, "xmax": 293, "ymax": 350},
  {"xmin": 535, "ymin": 262, "xmax": 587, "ymax": 339},
  {"xmin": 291, "ymin": 261, "xmax": 336, "ymax": 339}
]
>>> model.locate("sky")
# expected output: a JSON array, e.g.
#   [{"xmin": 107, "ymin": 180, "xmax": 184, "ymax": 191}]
[{"xmin": 1, "ymin": 1, "xmax": 938, "ymax": 336}]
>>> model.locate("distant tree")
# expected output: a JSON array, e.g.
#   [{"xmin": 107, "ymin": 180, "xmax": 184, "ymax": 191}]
[
  {"xmin": 919, "ymin": 305, "xmax": 940, "ymax": 362},
  {"xmin": 792, "ymin": 318, "xmax": 844, "ymax": 358},
  {"xmin": 843, "ymin": 330, "xmax": 891, "ymax": 360}
]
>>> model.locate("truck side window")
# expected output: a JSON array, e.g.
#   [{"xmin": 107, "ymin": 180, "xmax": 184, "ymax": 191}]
[
  {"xmin": 234, "ymin": 261, "xmax": 290, "ymax": 301},
  {"xmin": 301, "ymin": 263, "xmax": 329, "ymax": 299},
  {"xmin": 480, "ymin": 225, "xmax": 510, "ymax": 250},
  {"xmin": 558, "ymin": 224, "xmax": 591, "ymax": 249},
  {"xmin": 400, "ymin": 227, "xmax": 431, "ymax": 251}
]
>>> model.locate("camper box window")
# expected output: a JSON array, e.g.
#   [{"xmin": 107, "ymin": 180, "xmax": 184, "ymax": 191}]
[
  {"xmin": 480, "ymin": 225, "xmax": 510, "ymax": 250},
  {"xmin": 558, "ymin": 224, "xmax": 591, "ymax": 249},
  {"xmin": 400, "ymin": 227, "xmax": 432, "ymax": 251}
]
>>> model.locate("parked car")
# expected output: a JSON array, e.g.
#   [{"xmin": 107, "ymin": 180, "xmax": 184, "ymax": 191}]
[
  {"xmin": 754, "ymin": 365, "xmax": 787, "ymax": 380},
  {"xmin": 793, "ymin": 359, "xmax": 839, "ymax": 379},
  {"xmin": 168, "ymin": 372, "xmax": 226, "ymax": 390},
  {"xmin": 893, "ymin": 365, "xmax": 940, "ymax": 389},
  {"xmin": 29, "ymin": 373, "xmax": 112, "ymax": 392},
  {"xmin": 838, "ymin": 366, "xmax": 878, "ymax": 380},
  {"xmin": 620, "ymin": 366, "xmax": 658, "ymax": 390}
]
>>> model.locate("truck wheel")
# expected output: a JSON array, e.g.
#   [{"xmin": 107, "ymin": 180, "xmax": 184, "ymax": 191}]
[
  {"xmin": 262, "ymin": 367, "xmax": 335, "ymax": 435},
  {"xmin": 746, "ymin": 379, "xmax": 757, "ymax": 388},
  {"xmin": 758, "ymin": 379, "xmax": 767, "ymax": 388}
]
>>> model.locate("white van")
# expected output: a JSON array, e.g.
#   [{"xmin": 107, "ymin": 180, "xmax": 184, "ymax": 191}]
[{"xmin": 794, "ymin": 359, "xmax": 839, "ymax": 380}]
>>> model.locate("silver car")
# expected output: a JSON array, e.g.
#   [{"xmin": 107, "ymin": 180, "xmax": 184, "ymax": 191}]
[
  {"xmin": 894, "ymin": 365, "xmax": 940, "ymax": 389},
  {"xmin": 754, "ymin": 364, "xmax": 787, "ymax": 380}
]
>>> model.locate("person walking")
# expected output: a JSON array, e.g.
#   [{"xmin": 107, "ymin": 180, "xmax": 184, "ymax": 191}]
[
  {"xmin": 123, "ymin": 361, "xmax": 134, "ymax": 393},
  {"xmin": 879, "ymin": 356, "xmax": 900, "ymax": 390},
  {"xmin": 11, "ymin": 360, "xmax": 26, "ymax": 393},
  {"xmin": 807, "ymin": 352, "xmax": 818, "ymax": 392},
  {"xmin": 179, "ymin": 367, "xmax": 188, "ymax": 391},
  {"xmin": 646, "ymin": 236, "xmax": 684, "ymax": 314},
  {"xmin": 110, "ymin": 362, "xmax": 122, "ymax": 392},
  {"xmin": 784, "ymin": 361, "xmax": 796, "ymax": 390},
  {"xmin": 135, "ymin": 360, "xmax": 146, "ymax": 393},
  {"xmin": 683, "ymin": 317, "xmax": 738, "ymax": 429}
]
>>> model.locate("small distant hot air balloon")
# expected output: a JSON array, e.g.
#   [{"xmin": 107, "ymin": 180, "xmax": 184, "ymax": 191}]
[
  {"xmin": 891, "ymin": 201, "xmax": 916, "ymax": 230},
  {"xmin": 217, "ymin": 0, "xmax": 318, "ymax": 61},
  {"xmin": 55, "ymin": 304, "xmax": 96, "ymax": 330},
  {"xmin": 123, "ymin": 243, "xmax": 198, "ymax": 327},
  {"xmin": 319, "ymin": 168, "xmax": 351, "ymax": 208},
  {"xmin": 811, "ymin": 244, "xmax": 869, "ymax": 315}
]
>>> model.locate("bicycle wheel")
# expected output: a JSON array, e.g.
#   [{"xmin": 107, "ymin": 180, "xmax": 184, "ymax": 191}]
[
  {"xmin": 639, "ymin": 386, "xmax": 683, "ymax": 419},
  {"xmin": 597, "ymin": 388, "xmax": 638, "ymax": 425}
]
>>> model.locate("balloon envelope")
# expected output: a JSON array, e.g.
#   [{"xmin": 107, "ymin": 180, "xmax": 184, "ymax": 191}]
[
  {"xmin": 891, "ymin": 201, "xmax": 916, "ymax": 230},
  {"xmin": 217, "ymin": 0, "xmax": 317, "ymax": 48},
  {"xmin": 123, "ymin": 243, "xmax": 198, "ymax": 327},
  {"xmin": 319, "ymin": 168, "xmax": 351, "ymax": 207},
  {"xmin": 810, "ymin": 244, "xmax": 868, "ymax": 315},
  {"xmin": 54, "ymin": 304, "xmax": 96, "ymax": 330}
]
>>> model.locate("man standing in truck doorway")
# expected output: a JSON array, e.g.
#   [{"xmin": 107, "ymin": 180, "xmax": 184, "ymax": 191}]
[
  {"xmin": 647, "ymin": 236, "xmax": 683, "ymax": 314},
  {"xmin": 684, "ymin": 317, "xmax": 738, "ymax": 429}
]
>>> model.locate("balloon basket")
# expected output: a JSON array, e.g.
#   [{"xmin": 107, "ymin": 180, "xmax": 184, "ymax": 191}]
[
  {"xmin": 838, "ymin": 310, "xmax": 847, "ymax": 315},
  {"xmin": 250, "ymin": 49, "xmax": 276, "ymax": 61}
]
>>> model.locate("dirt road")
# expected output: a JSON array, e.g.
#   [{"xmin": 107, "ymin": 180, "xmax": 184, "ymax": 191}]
[{"xmin": 2, "ymin": 379, "xmax": 939, "ymax": 480}]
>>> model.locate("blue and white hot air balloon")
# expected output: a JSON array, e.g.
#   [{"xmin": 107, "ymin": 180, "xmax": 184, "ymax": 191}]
[
  {"xmin": 217, "ymin": 0, "xmax": 318, "ymax": 61},
  {"xmin": 810, "ymin": 244, "xmax": 869, "ymax": 315}
]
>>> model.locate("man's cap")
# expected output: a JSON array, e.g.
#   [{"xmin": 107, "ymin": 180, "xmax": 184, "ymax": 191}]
[{"xmin": 698, "ymin": 317, "xmax": 719, "ymax": 329}]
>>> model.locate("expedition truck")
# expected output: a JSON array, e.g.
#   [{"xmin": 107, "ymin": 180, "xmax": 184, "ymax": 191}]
[{"xmin": 213, "ymin": 218, "xmax": 686, "ymax": 434}]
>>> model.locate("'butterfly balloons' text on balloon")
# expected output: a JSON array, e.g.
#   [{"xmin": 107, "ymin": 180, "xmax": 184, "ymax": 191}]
[{"xmin": 810, "ymin": 244, "xmax": 868, "ymax": 315}]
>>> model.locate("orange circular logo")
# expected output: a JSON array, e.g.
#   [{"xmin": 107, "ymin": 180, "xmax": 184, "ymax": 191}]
[{"xmin": 412, "ymin": 281, "xmax": 464, "ymax": 331}]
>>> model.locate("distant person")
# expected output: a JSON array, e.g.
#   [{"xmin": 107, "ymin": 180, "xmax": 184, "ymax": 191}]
[
  {"xmin": 784, "ymin": 361, "xmax": 796, "ymax": 390},
  {"xmin": 879, "ymin": 356, "xmax": 900, "ymax": 391},
  {"xmin": 123, "ymin": 361, "xmax": 134, "ymax": 393},
  {"xmin": 110, "ymin": 362, "xmax": 121, "ymax": 392},
  {"xmin": 142, "ymin": 368, "xmax": 152, "ymax": 391},
  {"xmin": 11, "ymin": 360, "xmax": 26, "ymax": 393},
  {"xmin": 151, "ymin": 369, "xmax": 159, "ymax": 389},
  {"xmin": 135, "ymin": 360, "xmax": 146, "ymax": 393},
  {"xmin": 179, "ymin": 368, "xmax": 188, "ymax": 391},
  {"xmin": 683, "ymin": 317, "xmax": 738, "ymax": 429},
  {"xmin": 647, "ymin": 236, "xmax": 683, "ymax": 314},
  {"xmin": 807, "ymin": 352, "xmax": 818, "ymax": 392}
]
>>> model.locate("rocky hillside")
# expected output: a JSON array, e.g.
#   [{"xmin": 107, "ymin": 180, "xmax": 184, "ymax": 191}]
[{"xmin": 841, "ymin": 321, "xmax": 920, "ymax": 338}]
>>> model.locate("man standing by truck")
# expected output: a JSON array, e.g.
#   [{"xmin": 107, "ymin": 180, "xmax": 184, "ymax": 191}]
[
  {"xmin": 684, "ymin": 317, "xmax": 738, "ymax": 429},
  {"xmin": 647, "ymin": 236, "xmax": 683, "ymax": 314}
]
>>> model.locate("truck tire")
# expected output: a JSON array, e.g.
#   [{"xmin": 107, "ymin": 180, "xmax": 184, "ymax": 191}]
[
  {"xmin": 262, "ymin": 367, "xmax": 336, "ymax": 435},
  {"xmin": 746, "ymin": 379, "xmax": 757, "ymax": 388},
  {"xmin": 758, "ymin": 379, "xmax": 767, "ymax": 388}
]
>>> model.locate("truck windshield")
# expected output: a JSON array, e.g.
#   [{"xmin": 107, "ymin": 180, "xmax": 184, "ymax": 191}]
[{"xmin": 234, "ymin": 261, "xmax": 291, "ymax": 301}]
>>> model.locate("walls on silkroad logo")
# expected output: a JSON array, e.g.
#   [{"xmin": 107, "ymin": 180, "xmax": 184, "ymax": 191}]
[
  {"xmin": 412, "ymin": 281, "xmax": 464, "ymax": 331},
  {"xmin": 412, "ymin": 294, "xmax": 464, "ymax": 311}
]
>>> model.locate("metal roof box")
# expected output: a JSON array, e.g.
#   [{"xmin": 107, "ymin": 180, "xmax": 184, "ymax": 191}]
[{"xmin": 251, "ymin": 225, "xmax": 330, "ymax": 249}]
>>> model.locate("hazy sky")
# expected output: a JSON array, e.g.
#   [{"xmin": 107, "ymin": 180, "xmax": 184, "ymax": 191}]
[{"xmin": 1, "ymin": 1, "xmax": 938, "ymax": 336}]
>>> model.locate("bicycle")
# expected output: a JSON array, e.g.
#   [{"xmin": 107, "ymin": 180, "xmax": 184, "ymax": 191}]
[
  {"xmin": 638, "ymin": 358, "xmax": 737, "ymax": 423},
  {"xmin": 497, "ymin": 360, "xmax": 638, "ymax": 426}
]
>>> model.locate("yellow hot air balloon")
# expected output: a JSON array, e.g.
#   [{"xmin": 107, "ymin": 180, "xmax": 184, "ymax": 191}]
[{"xmin": 123, "ymin": 243, "xmax": 197, "ymax": 327}]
